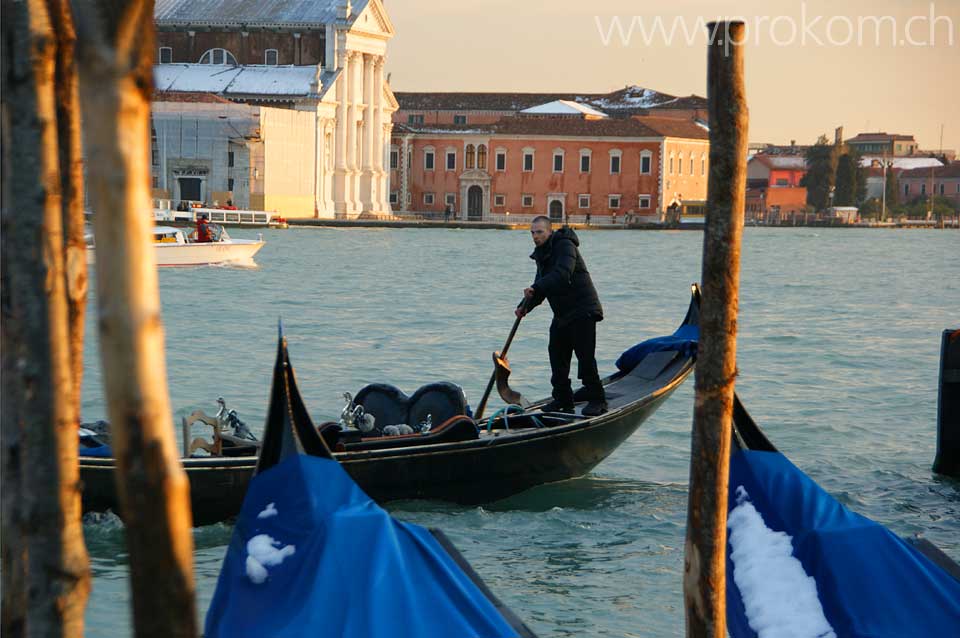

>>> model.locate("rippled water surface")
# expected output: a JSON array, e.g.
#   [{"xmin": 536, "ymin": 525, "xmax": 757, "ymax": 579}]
[{"xmin": 82, "ymin": 227, "xmax": 959, "ymax": 636}]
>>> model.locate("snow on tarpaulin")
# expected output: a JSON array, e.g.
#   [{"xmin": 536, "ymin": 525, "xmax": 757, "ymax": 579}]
[
  {"xmin": 726, "ymin": 447, "xmax": 960, "ymax": 637},
  {"xmin": 154, "ymin": 64, "xmax": 318, "ymax": 96},
  {"xmin": 205, "ymin": 454, "xmax": 518, "ymax": 638}
]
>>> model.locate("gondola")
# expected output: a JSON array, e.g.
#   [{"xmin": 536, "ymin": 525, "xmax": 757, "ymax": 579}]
[
  {"xmin": 727, "ymin": 394, "xmax": 960, "ymax": 637},
  {"xmin": 80, "ymin": 285, "xmax": 701, "ymax": 526},
  {"xmin": 205, "ymin": 327, "xmax": 536, "ymax": 638}
]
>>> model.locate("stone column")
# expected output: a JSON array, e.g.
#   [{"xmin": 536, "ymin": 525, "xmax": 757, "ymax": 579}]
[
  {"xmin": 334, "ymin": 52, "xmax": 349, "ymax": 216},
  {"xmin": 345, "ymin": 51, "xmax": 359, "ymax": 214},
  {"xmin": 360, "ymin": 53, "xmax": 375, "ymax": 212},
  {"xmin": 374, "ymin": 57, "xmax": 388, "ymax": 212}
]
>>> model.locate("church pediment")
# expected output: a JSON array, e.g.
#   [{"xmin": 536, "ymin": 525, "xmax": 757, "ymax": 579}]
[{"xmin": 351, "ymin": 0, "xmax": 395, "ymax": 38}]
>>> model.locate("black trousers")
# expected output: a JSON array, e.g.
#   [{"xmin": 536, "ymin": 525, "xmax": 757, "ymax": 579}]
[{"xmin": 548, "ymin": 317, "xmax": 603, "ymax": 402}]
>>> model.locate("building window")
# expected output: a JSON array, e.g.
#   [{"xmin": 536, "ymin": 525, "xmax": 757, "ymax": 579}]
[
  {"xmin": 690, "ymin": 156, "xmax": 695, "ymax": 175},
  {"xmin": 406, "ymin": 192, "xmax": 411, "ymax": 205},
  {"xmin": 495, "ymin": 149, "xmax": 506, "ymax": 172},
  {"xmin": 669, "ymin": 153, "xmax": 675, "ymax": 174},
  {"xmin": 609, "ymin": 150, "xmax": 622, "ymax": 174},
  {"xmin": 390, "ymin": 191, "xmax": 399, "ymax": 204},
  {"xmin": 424, "ymin": 192, "xmax": 435, "ymax": 206},
  {"xmin": 150, "ymin": 126, "xmax": 159, "ymax": 166},
  {"xmin": 446, "ymin": 150, "xmax": 457, "ymax": 171},
  {"xmin": 198, "ymin": 48, "xmax": 238, "ymax": 65},
  {"xmin": 904, "ymin": 184, "xmax": 910, "ymax": 197},
  {"xmin": 424, "ymin": 149, "xmax": 435, "ymax": 171},
  {"xmin": 580, "ymin": 150, "xmax": 591, "ymax": 173},
  {"xmin": 407, "ymin": 114, "xmax": 424, "ymax": 125},
  {"xmin": 921, "ymin": 183, "xmax": 926, "ymax": 195},
  {"xmin": 702, "ymin": 154, "xmax": 706, "ymax": 175},
  {"xmin": 454, "ymin": 115, "xmax": 467, "ymax": 125},
  {"xmin": 940, "ymin": 183, "xmax": 945, "ymax": 195},
  {"xmin": 228, "ymin": 151, "xmax": 235, "ymax": 167},
  {"xmin": 775, "ymin": 178, "xmax": 788, "ymax": 186},
  {"xmin": 578, "ymin": 195, "xmax": 591, "ymax": 208},
  {"xmin": 523, "ymin": 150, "xmax": 534, "ymax": 172},
  {"xmin": 640, "ymin": 151, "xmax": 652, "ymax": 174},
  {"xmin": 152, "ymin": 175, "xmax": 159, "ymax": 188},
  {"xmin": 609, "ymin": 195, "xmax": 621, "ymax": 209},
  {"xmin": 638, "ymin": 195, "xmax": 651, "ymax": 209},
  {"xmin": 465, "ymin": 145, "xmax": 475, "ymax": 169},
  {"xmin": 265, "ymin": 49, "xmax": 279, "ymax": 65},
  {"xmin": 445, "ymin": 193, "xmax": 456, "ymax": 207},
  {"xmin": 390, "ymin": 148, "xmax": 399, "ymax": 169},
  {"xmin": 159, "ymin": 47, "xmax": 172, "ymax": 64},
  {"xmin": 477, "ymin": 145, "xmax": 487, "ymax": 170},
  {"xmin": 227, "ymin": 178, "xmax": 235, "ymax": 191},
  {"xmin": 494, "ymin": 194, "xmax": 505, "ymax": 207},
  {"xmin": 678, "ymin": 152, "xmax": 683, "ymax": 175},
  {"xmin": 521, "ymin": 194, "xmax": 534, "ymax": 207}
]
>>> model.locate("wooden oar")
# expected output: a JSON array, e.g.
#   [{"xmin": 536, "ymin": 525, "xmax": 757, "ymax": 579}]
[{"xmin": 474, "ymin": 299, "xmax": 527, "ymax": 420}]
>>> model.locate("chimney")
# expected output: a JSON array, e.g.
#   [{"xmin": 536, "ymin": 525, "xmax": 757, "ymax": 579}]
[{"xmin": 834, "ymin": 126, "xmax": 844, "ymax": 146}]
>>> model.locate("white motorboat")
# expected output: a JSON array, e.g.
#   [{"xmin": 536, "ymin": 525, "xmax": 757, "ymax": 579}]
[{"xmin": 87, "ymin": 225, "xmax": 264, "ymax": 267}]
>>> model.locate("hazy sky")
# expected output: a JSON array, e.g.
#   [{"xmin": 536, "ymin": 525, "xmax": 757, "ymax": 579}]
[{"xmin": 384, "ymin": 0, "xmax": 959, "ymax": 152}]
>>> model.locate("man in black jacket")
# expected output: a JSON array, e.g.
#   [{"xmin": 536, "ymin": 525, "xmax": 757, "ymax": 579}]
[{"xmin": 516, "ymin": 216, "xmax": 607, "ymax": 416}]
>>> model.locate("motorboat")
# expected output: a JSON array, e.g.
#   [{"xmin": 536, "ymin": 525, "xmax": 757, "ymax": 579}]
[{"xmin": 87, "ymin": 225, "xmax": 264, "ymax": 267}]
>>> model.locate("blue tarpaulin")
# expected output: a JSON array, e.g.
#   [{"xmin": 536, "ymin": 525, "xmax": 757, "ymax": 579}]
[
  {"xmin": 205, "ymin": 454, "xmax": 518, "ymax": 638},
  {"xmin": 726, "ymin": 447, "xmax": 960, "ymax": 637},
  {"xmin": 615, "ymin": 324, "xmax": 699, "ymax": 373}
]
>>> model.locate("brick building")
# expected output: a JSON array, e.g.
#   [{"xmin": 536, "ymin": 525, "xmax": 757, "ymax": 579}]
[{"xmin": 389, "ymin": 88, "xmax": 710, "ymax": 222}]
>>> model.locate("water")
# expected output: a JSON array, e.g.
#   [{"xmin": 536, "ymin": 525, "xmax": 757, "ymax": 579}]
[{"xmin": 82, "ymin": 227, "xmax": 959, "ymax": 636}]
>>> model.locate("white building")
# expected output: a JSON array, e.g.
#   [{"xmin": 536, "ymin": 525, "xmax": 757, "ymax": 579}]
[{"xmin": 152, "ymin": 0, "xmax": 398, "ymax": 219}]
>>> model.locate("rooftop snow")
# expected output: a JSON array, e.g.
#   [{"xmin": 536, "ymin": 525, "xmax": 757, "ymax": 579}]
[
  {"xmin": 155, "ymin": 0, "xmax": 370, "ymax": 28},
  {"xmin": 154, "ymin": 64, "xmax": 320, "ymax": 97},
  {"xmin": 520, "ymin": 100, "xmax": 608, "ymax": 118},
  {"xmin": 859, "ymin": 156, "xmax": 943, "ymax": 170}
]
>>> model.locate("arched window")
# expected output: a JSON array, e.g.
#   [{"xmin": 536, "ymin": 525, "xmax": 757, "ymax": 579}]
[
  {"xmin": 158, "ymin": 47, "xmax": 172, "ymax": 64},
  {"xmin": 477, "ymin": 144, "xmax": 487, "ymax": 170},
  {"xmin": 265, "ymin": 49, "xmax": 279, "ymax": 65},
  {"xmin": 701, "ymin": 154, "xmax": 706, "ymax": 175},
  {"xmin": 199, "ymin": 48, "xmax": 238, "ymax": 65},
  {"xmin": 677, "ymin": 152, "xmax": 684, "ymax": 175},
  {"xmin": 669, "ymin": 152, "xmax": 675, "ymax": 174},
  {"xmin": 465, "ymin": 144, "xmax": 476, "ymax": 169}
]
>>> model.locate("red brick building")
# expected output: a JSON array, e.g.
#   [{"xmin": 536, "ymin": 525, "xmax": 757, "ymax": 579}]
[{"xmin": 389, "ymin": 88, "xmax": 710, "ymax": 222}]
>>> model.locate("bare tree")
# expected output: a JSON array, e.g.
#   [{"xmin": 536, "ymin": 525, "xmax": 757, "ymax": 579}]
[
  {"xmin": 74, "ymin": 1, "xmax": 199, "ymax": 636},
  {"xmin": 684, "ymin": 21, "xmax": 749, "ymax": 638},
  {"xmin": 1, "ymin": 0, "xmax": 92, "ymax": 635}
]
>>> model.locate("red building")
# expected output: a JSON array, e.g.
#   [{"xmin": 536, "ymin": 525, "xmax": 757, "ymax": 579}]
[{"xmin": 745, "ymin": 154, "xmax": 808, "ymax": 222}]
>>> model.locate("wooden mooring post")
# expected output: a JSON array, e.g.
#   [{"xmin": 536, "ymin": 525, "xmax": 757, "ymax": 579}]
[{"xmin": 683, "ymin": 21, "xmax": 749, "ymax": 638}]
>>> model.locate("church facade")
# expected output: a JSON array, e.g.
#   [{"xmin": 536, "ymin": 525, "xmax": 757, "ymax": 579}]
[{"xmin": 151, "ymin": 0, "xmax": 397, "ymax": 218}]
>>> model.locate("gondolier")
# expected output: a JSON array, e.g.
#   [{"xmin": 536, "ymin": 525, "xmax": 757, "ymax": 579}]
[{"xmin": 516, "ymin": 216, "xmax": 607, "ymax": 416}]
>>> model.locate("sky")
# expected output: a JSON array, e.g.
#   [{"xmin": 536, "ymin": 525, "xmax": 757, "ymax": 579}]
[{"xmin": 384, "ymin": 0, "xmax": 960, "ymax": 152}]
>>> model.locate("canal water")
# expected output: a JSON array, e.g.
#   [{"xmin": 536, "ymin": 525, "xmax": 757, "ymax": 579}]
[{"xmin": 82, "ymin": 227, "xmax": 959, "ymax": 637}]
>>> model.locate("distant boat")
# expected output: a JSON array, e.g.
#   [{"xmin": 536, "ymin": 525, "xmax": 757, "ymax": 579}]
[
  {"xmin": 80, "ymin": 285, "xmax": 701, "ymax": 526},
  {"xmin": 204, "ymin": 327, "xmax": 536, "ymax": 638},
  {"xmin": 726, "ymin": 394, "xmax": 960, "ymax": 637},
  {"xmin": 87, "ymin": 225, "xmax": 264, "ymax": 267}
]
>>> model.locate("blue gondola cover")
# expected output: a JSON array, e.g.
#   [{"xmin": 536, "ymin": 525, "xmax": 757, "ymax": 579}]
[
  {"xmin": 726, "ymin": 447, "xmax": 960, "ymax": 637},
  {"xmin": 205, "ymin": 454, "xmax": 518, "ymax": 638},
  {"xmin": 615, "ymin": 324, "xmax": 699, "ymax": 373}
]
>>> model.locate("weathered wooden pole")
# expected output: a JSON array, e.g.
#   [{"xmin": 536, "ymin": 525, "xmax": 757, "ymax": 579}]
[
  {"xmin": 683, "ymin": 20, "xmax": 748, "ymax": 638},
  {"xmin": 74, "ymin": 1, "xmax": 198, "ymax": 636},
  {"xmin": 1, "ymin": 0, "xmax": 92, "ymax": 635},
  {"xmin": 48, "ymin": 0, "xmax": 89, "ymax": 409}
]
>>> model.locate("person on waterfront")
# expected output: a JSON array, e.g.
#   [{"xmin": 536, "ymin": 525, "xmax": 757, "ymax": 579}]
[
  {"xmin": 196, "ymin": 213, "xmax": 214, "ymax": 242},
  {"xmin": 515, "ymin": 216, "xmax": 606, "ymax": 416},
  {"xmin": 444, "ymin": 205, "xmax": 452, "ymax": 223}
]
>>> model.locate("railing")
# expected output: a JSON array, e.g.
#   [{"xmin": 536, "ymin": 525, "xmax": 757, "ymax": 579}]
[{"xmin": 154, "ymin": 200, "xmax": 280, "ymax": 226}]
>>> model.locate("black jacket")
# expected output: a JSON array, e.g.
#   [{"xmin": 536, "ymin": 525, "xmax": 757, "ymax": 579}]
[{"xmin": 526, "ymin": 227, "xmax": 603, "ymax": 326}]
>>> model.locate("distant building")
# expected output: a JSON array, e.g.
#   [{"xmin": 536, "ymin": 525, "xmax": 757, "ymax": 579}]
[
  {"xmin": 150, "ymin": 0, "xmax": 398, "ymax": 219},
  {"xmin": 860, "ymin": 156, "xmax": 943, "ymax": 201},
  {"xmin": 389, "ymin": 88, "xmax": 710, "ymax": 221},
  {"xmin": 899, "ymin": 161, "xmax": 960, "ymax": 205},
  {"xmin": 744, "ymin": 154, "xmax": 808, "ymax": 223},
  {"xmin": 845, "ymin": 132, "xmax": 918, "ymax": 157}
]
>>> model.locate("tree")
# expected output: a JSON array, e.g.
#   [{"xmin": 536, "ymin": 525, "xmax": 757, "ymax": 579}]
[
  {"xmin": 884, "ymin": 168, "xmax": 899, "ymax": 209},
  {"xmin": 800, "ymin": 135, "xmax": 838, "ymax": 211},
  {"xmin": 834, "ymin": 150, "xmax": 866, "ymax": 207}
]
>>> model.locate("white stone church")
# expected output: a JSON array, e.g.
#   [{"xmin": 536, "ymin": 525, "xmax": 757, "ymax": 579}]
[{"xmin": 151, "ymin": 0, "xmax": 397, "ymax": 218}]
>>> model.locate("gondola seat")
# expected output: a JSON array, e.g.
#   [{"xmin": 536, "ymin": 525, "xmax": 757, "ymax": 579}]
[{"xmin": 353, "ymin": 382, "xmax": 470, "ymax": 435}]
